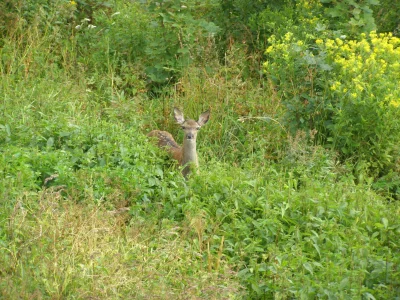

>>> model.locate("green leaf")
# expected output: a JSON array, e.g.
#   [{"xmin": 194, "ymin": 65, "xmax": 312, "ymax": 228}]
[
  {"xmin": 319, "ymin": 63, "xmax": 333, "ymax": 71},
  {"xmin": 47, "ymin": 137, "xmax": 54, "ymax": 148},
  {"xmin": 352, "ymin": 8, "xmax": 361, "ymax": 17},
  {"xmin": 349, "ymin": 18, "xmax": 365, "ymax": 26},
  {"xmin": 251, "ymin": 282, "xmax": 262, "ymax": 295},
  {"xmin": 382, "ymin": 217, "xmax": 388, "ymax": 229},
  {"xmin": 303, "ymin": 262, "xmax": 313, "ymax": 274},
  {"xmin": 339, "ymin": 277, "xmax": 349, "ymax": 289},
  {"xmin": 6, "ymin": 124, "xmax": 11, "ymax": 136},
  {"xmin": 313, "ymin": 242, "xmax": 321, "ymax": 257},
  {"xmin": 363, "ymin": 292, "xmax": 376, "ymax": 300},
  {"xmin": 0, "ymin": 124, "xmax": 12, "ymax": 136},
  {"xmin": 368, "ymin": 0, "xmax": 379, "ymax": 5},
  {"xmin": 315, "ymin": 23, "xmax": 326, "ymax": 31}
]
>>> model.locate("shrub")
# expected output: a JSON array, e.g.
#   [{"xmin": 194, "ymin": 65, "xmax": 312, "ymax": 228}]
[
  {"xmin": 321, "ymin": 32, "xmax": 400, "ymax": 177},
  {"xmin": 320, "ymin": 0, "xmax": 379, "ymax": 36},
  {"xmin": 264, "ymin": 31, "xmax": 400, "ymax": 179},
  {"xmin": 178, "ymin": 160, "xmax": 400, "ymax": 298},
  {"xmin": 373, "ymin": 0, "xmax": 400, "ymax": 35}
]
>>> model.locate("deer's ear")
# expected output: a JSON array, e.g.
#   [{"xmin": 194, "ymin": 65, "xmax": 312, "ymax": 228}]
[
  {"xmin": 198, "ymin": 110, "xmax": 210, "ymax": 126},
  {"xmin": 174, "ymin": 107, "xmax": 185, "ymax": 124}
]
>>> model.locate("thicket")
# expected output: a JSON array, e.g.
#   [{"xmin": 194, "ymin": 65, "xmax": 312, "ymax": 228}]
[{"xmin": 1, "ymin": 0, "xmax": 400, "ymax": 298}]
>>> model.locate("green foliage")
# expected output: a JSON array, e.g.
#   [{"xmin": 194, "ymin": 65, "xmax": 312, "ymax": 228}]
[
  {"xmin": 374, "ymin": 0, "xmax": 400, "ymax": 35},
  {"xmin": 263, "ymin": 32, "xmax": 330, "ymax": 135},
  {"xmin": 321, "ymin": 32, "xmax": 400, "ymax": 177},
  {"xmin": 321, "ymin": 0, "xmax": 379, "ymax": 35},
  {"xmin": 177, "ymin": 156, "xmax": 400, "ymax": 298},
  {"xmin": 264, "ymin": 31, "xmax": 400, "ymax": 180},
  {"xmin": 212, "ymin": 0, "xmax": 381, "ymax": 59},
  {"xmin": 1, "ymin": 0, "xmax": 400, "ymax": 298},
  {"xmin": 143, "ymin": 0, "xmax": 220, "ymax": 87},
  {"xmin": 213, "ymin": 0, "xmax": 271, "ymax": 45}
]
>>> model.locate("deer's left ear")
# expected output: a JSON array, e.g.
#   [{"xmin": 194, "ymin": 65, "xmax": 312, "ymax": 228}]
[
  {"xmin": 174, "ymin": 107, "xmax": 185, "ymax": 124},
  {"xmin": 198, "ymin": 110, "xmax": 210, "ymax": 126}
]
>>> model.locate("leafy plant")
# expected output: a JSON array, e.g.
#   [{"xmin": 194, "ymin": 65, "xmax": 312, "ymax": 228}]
[
  {"xmin": 1, "ymin": 0, "xmax": 400, "ymax": 299},
  {"xmin": 321, "ymin": 32, "xmax": 400, "ymax": 177},
  {"xmin": 143, "ymin": 0, "xmax": 220, "ymax": 88},
  {"xmin": 321, "ymin": 0, "xmax": 379, "ymax": 36},
  {"xmin": 264, "ymin": 30, "xmax": 400, "ymax": 180},
  {"xmin": 374, "ymin": 0, "xmax": 400, "ymax": 35}
]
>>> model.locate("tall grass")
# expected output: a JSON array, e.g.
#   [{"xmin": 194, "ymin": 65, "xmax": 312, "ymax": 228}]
[
  {"xmin": 1, "ymin": 189, "xmax": 242, "ymax": 299},
  {"xmin": 1, "ymin": 1, "xmax": 399, "ymax": 299}
]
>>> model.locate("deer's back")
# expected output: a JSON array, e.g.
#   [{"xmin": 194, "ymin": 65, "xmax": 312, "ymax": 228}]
[{"xmin": 148, "ymin": 130, "xmax": 182, "ymax": 163}]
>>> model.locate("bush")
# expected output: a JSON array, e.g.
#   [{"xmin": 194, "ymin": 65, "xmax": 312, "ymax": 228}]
[
  {"xmin": 374, "ymin": 0, "xmax": 400, "ymax": 35},
  {"xmin": 176, "ymin": 159, "xmax": 400, "ymax": 298},
  {"xmin": 264, "ymin": 31, "xmax": 400, "ymax": 179},
  {"xmin": 321, "ymin": 32, "xmax": 400, "ymax": 177}
]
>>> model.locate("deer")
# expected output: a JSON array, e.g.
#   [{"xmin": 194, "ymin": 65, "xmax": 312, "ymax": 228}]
[{"xmin": 148, "ymin": 107, "xmax": 210, "ymax": 178}]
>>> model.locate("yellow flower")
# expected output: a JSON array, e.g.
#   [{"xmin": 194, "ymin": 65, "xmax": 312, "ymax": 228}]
[
  {"xmin": 330, "ymin": 81, "xmax": 341, "ymax": 91},
  {"xmin": 267, "ymin": 35, "xmax": 276, "ymax": 44},
  {"xmin": 335, "ymin": 38, "xmax": 343, "ymax": 46},
  {"xmin": 70, "ymin": 0, "xmax": 77, "ymax": 6},
  {"xmin": 284, "ymin": 32, "xmax": 293, "ymax": 42},
  {"xmin": 390, "ymin": 100, "xmax": 400, "ymax": 108},
  {"xmin": 325, "ymin": 39, "xmax": 335, "ymax": 48},
  {"xmin": 355, "ymin": 84, "xmax": 363, "ymax": 92},
  {"xmin": 369, "ymin": 31, "xmax": 377, "ymax": 39},
  {"xmin": 265, "ymin": 46, "xmax": 274, "ymax": 54},
  {"xmin": 359, "ymin": 40, "xmax": 371, "ymax": 53}
]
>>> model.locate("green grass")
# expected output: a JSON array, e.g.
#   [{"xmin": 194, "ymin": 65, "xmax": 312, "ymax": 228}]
[
  {"xmin": 1, "ymin": 190, "xmax": 242, "ymax": 299},
  {"xmin": 1, "ymin": 1, "xmax": 400, "ymax": 299}
]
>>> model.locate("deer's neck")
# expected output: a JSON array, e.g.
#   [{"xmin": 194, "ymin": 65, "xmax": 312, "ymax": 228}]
[{"xmin": 181, "ymin": 139, "xmax": 198, "ymax": 167}]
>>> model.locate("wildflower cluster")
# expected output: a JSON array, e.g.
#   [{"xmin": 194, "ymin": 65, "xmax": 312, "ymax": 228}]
[
  {"xmin": 321, "ymin": 32, "xmax": 400, "ymax": 108},
  {"xmin": 321, "ymin": 32, "xmax": 400, "ymax": 174},
  {"xmin": 263, "ymin": 31, "xmax": 327, "ymax": 135},
  {"xmin": 263, "ymin": 31, "xmax": 400, "ymax": 177},
  {"xmin": 295, "ymin": 0, "xmax": 324, "ymax": 30},
  {"xmin": 264, "ymin": 32, "xmax": 309, "ymax": 78}
]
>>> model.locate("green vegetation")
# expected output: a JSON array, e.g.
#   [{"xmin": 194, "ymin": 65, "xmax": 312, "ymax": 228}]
[
  {"xmin": 1, "ymin": 0, "xmax": 399, "ymax": 298},
  {"xmin": 264, "ymin": 31, "xmax": 400, "ymax": 179}
]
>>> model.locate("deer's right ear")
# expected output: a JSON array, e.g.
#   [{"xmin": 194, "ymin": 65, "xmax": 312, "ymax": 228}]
[
  {"xmin": 174, "ymin": 107, "xmax": 185, "ymax": 124},
  {"xmin": 198, "ymin": 110, "xmax": 210, "ymax": 126}
]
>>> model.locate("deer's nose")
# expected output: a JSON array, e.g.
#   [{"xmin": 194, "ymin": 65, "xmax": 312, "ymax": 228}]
[{"xmin": 186, "ymin": 133, "xmax": 195, "ymax": 139}]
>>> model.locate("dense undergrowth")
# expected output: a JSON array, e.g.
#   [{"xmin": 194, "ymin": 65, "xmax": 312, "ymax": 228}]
[{"xmin": 1, "ymin": 0, "xmax": 400, "ymax": 299}]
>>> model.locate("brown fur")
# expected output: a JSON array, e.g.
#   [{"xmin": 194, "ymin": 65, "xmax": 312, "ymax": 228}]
[{"xmin": 147, "ymin": 130, "xmax": 183, "ymax": 163}]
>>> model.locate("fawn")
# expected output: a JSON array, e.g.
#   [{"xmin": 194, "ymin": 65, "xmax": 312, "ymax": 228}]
[{"xmin": 148, "ymin": 107, "xmax": 210, "ymax": 178}]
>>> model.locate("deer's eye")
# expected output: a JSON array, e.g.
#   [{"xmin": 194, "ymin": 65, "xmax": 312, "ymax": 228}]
[
  {"xmin": 181, "ymin": 126, "xmax": 186, "ymax": 130},
  {"xmin": 196, "ymin": 127, "xmax": 201, "ymax": 130}
]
